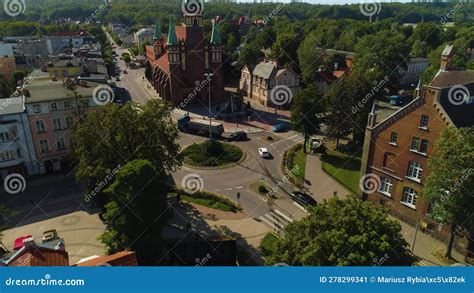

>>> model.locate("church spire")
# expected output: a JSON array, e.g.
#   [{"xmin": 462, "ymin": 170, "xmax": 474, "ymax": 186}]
[
  {"xmin": 210, "ymin": 20, "xmax": 221, "ymax": 45},
  {"xmin": 167, "ymin": 19, "xmax": 178, "ymax": 46},
  {"xmin": 153, "ymin": 20, "xmax": 161, "ymax": 40}
]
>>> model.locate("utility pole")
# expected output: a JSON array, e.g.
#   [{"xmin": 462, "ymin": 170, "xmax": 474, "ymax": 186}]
[{"xmin": 204, "ymin": 73, "xmax": 214, "ymax": 139}]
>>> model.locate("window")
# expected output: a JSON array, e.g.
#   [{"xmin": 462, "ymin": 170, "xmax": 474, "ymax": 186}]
[
  {"xmin": 420, "ymin": 115, "xmax": 429, "ymax": 128},
  {"xmin": 401, "ymin": 187, "xmax": 417, "ymax": 208},
  {"xmin": 0, "ymin": 132, "xmax": 10, "ymax": 142},
  {"xmin": 64, "ymin": 101, "xmax": 72, "ymax": 109},
  {"xmin": 390, "ymin": 132, "xmax": 398, "ymax": 144},
  {"xmin": 65, "ymin": 117, "xmax": 74, "ymax": 129},
  {"xmin": 39, "ymin": 139, "xmax": 49, "ymax": 153},
  {"xmin": 33, "ymin": 104, "xmax": 41, "ymax": 113},
  {"xmin": 57, "ymin": 137, "xmax": 66, "ymax": 150},
  {"xmin": 419, "ymin": 139, "xmax": 429, "ymax": 154},
  {"xmin": 52, "ymin": 118, "xmax": 62, "ymax": 131},
  {"xmin": 35, "ymin": 120, "xmax": 46, "ymax": 133},
  {"xmin": 50, "ymin": 102, "xmax": 58, "ymax": 111},
  {"xmin": 16, "ymin": 148, "xmax": 22, "ymax": 158},
  {"xmin": 411, "ymin": 137, "xmax": 420, "ymax": 150},
  {"xmin": 407, "ymin": 161, "xmax": 423, "ymax": 181},
  {"xmin": 378, "ymin": 177, "xmax": 393, "ymax": 196},
  {"xmin": 383, "ymin": 152, "xmax": 397, "ymax": 170}
]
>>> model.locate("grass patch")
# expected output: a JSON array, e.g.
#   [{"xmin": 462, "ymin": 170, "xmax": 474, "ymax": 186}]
[
  {"xmin": 182, "ymin": 140, "xmax": 243, "ymax": 167},
  {"xmin": 260, "ymin": 233, "xmax": 280, "ymax": 257},
  {"xmin": 176, "ymin": 189, "xmax": 240, "ymax": 212},
  {"xmin": 321, "ymin": 148, "xmax": 361, "ymax": 194},
  {"xmin": 285, "ymin": 144, "xmax": 306, "ymax": 181}
]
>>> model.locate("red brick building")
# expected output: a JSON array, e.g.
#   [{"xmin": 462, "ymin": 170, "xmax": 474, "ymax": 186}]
[
  {"xmin": 360, "ymin": 46, "xmax": 474, "ymax": 247},
  {"xmin": 146, "ymin": 5, "xmax": 224, "ymax": 107}
]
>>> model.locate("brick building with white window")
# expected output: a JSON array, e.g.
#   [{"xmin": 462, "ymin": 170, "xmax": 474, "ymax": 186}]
[{"xmin": 360, "ymin": 45, "xmax": 474, "ymax": 248}]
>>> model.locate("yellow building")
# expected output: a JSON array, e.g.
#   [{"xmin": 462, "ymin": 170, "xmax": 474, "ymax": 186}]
[{"xmin": 47, "ymin": 59, "xmax": 82, "ymax": 79}]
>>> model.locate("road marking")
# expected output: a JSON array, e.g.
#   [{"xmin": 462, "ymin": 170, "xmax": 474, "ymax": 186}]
[
  {"xmin": 224, "ymin": 188, "xmax": 233, "ymax": 191},
  {"xmin": 235, "ymin": 186, "xmax": 243, "ymax": 189},
  {"xmin": 293, "ymin": 202, "xmax": 308, "ymax": 213},
  {"xmin": 213, "ymin": 189, "xmax": 221, "ymax": 192},
  {"xmin": 286, "ymin": 134, "xmax": 298, "ymax": 140},
  {"xmin": 273, "ymin": 209, "xmax": 293, "ymax": 223}
]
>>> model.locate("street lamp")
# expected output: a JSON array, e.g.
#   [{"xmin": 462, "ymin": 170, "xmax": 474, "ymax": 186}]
[{"xmin": 204, "ymin": 73, "xmax": 214, "ymax": 140}]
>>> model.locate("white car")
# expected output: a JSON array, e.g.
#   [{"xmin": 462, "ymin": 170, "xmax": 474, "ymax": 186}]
[{"xmin": 258, "ymin": 147, "xmax": 270, "ymax": 158}]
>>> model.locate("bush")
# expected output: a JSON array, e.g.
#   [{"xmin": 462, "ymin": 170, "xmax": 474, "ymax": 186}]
[
  {"xmin": 266, "ymin": 136, "xmax": 274, "ymax": 141},
  {"xmin": 176, "ymin": 189, "xmax": 240, "ymax": 212},
  {"xmin": 182, "ymin": 141, "xmax": 243, "ymax": 167},
  {"xmin": 258, "ymin": 184, "xmax": 268, "ymax": 194}
]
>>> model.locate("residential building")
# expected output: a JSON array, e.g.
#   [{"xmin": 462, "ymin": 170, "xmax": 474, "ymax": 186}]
[
  {"xmin": 239, "ymin": 60, "xmax": 300, "ymax": 107},
  {"xmin": 360, "ymin": 46, "xmax": 474, "ymax": 255},
  {"xmin": 146, "ymin": 5, "xmax": 224, "ymax": 106},
  {"xmin": 400, "ymin": 57, "xmax": 429, "ymax": 86},
  {"xmin": 0, "ymin": 236, "xmax": 68, "ymax": 266},
  {"xmin": 74, "ymin": 251, "xmax": 138, "ymax": 266},
  {"xmin": 22, "ymin": 76, "xmax": 101, "ymax": 173},
  {"xmin": 0, "ymin": 44, "xmax": 16, "ymax": 80},
  {"xmin": 0, "ymin": 96, "xmax": 40, "ymax": 180}
]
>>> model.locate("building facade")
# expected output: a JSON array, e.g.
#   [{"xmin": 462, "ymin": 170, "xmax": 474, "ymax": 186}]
[
  {"xmin": 360, "ymin": 47, "xmax": 474, "ymax": 248},
  {"xmin": 146, "ymin": 7, "xmax": 224, "ymax": 107},
  {"xmin": 400, "ymin": 57, "xmax": 429, "ymax": 86}
]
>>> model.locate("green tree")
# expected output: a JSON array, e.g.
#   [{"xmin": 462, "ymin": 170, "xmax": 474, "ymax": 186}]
[
  {"xmin": 423, "ymin": 127, "xmax": 474, "ymax": 258},
  {"xmin": 100, "ymin": 159, "xmax": 171, "ymax": 264},
  {"xmin": 73, "ymin": 100, "xmax": 182, "ymax": 208},
  {"xmin": 264, "ymin": 197, "xmax": 418, "ymax": 266},
  {"xmin": 291, "ymin": 86, "xmax": 325, "ymax": 152}
]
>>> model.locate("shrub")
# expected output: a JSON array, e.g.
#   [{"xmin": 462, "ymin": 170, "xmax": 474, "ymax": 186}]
[
  {"xmin": 182, "ymin": 141, "xmax": 242, "ymax": 167},
  {"xmin": 258, "ymin": 184, "xmax": 268, "ymax": 194}
]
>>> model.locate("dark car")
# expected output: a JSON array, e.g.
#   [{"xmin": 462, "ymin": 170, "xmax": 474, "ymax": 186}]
[
  {"xmin": 228, "ymin": 131, "xmax": 247, "ymax": 141},
  {"xmin": 290, "ymin": 191, "xmax": 317, "ymax": 207}
]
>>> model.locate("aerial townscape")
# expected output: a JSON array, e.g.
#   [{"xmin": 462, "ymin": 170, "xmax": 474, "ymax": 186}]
[{"xmin": 0, "ymin": 0, "xmax": 473, "ymax": 269}]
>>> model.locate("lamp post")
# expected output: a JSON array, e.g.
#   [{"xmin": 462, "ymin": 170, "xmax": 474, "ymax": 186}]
[{"xmin": 204, "ymin": 73, "xmax": 214, "ymax": 140}]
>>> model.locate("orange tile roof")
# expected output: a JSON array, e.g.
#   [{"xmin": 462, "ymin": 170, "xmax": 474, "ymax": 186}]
[
  {"xmin": 9, "ymin": 249, "xmax": 69, "ymax": 266},
  {"xmin": 74, "ymin": 251, "xmax": 138, "ymax": 266}
]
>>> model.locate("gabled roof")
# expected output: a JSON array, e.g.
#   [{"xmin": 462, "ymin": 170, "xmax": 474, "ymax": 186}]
[
  {"xmin": 436, "ymin": 82, "xmax": 474, "ymax": 128},
  {"xmin": 252, "ymin": 60, "xmax": 277, "ymax": 80},
  {"xmin": 429, "ymin": 70, "xmax": 474, "ymax": 88},
  {"xmin": 1, "ymin": 237, "xmax": 69, "ymax": 266},
  {"xmin": 74, "ymin": 251, "xmax": 138, "ymax": 266}
]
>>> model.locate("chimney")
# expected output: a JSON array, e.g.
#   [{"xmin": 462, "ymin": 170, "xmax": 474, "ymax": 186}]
[
  {"xmin": 440, "ymin": 45, "xmax": 454, "ymax": 71},
  {"xmin": 22, "ymin": 237, "xmax": 36, "ymax": 249},
  {"xmin": 367, "ymin": 101, "xmax": 377, "ymax": 128},
  {"xmin": 334, "ymin": 62, "xmax": 339, "ymax": 70}
]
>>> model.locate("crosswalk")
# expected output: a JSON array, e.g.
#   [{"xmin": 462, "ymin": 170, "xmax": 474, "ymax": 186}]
[{"xmin": 258, "ymin": 209, "xmax": 293, "ymax": 234}]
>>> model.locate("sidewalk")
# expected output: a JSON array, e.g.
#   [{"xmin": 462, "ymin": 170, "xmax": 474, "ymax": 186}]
[{"xmin": 304, "ymin": 153, "xmax": 468, "ymax": 266}]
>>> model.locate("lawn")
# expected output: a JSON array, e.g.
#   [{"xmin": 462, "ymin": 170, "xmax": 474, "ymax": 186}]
[
  {"xmin": 175, "ymin": 189, "xmax": 240, "ymax": 212},
  {"xmin": 285, "ymin": 144, "xmax": 306, "ymax": 181},
  {"xmin": 182, "ymin": 140, "xmax": 243, "ymax": 167},
  {"xmin": 321, "ymin": 148, "xmax": 361, "ymax": 195}
]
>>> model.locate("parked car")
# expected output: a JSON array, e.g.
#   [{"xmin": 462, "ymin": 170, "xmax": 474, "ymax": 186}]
[
  {"xmin": 290, "ymin": 191, "xmax": 317, "ymax": 207},
  {"xmin": 258, "ymin": 147, "xmax": 270, "ymax": 158},
  {"xmin": 42, "ymin": 230, "xmax": 59, "ymax": 243},
  {"xmin": 115, "ymin": 76, "xmax": 121, "ymax": 81},
  {"xmin": 123, "ymin": 70, "xmax": 128, "ymax": 74},
  {"xmin": 272, "ymin": 123, "xmax": 285, "ymax": 132},
  {"xmin": 228, "ymin": 131, "xmax": 247, "ymax": 141}
]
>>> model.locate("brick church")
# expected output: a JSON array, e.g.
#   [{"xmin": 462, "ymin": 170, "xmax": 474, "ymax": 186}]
[{"xmin": 146, "ymin": 3, "xmax": 224, "ymax": 107}]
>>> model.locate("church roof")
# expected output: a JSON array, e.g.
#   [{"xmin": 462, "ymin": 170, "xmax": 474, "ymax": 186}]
[
  {"xmin": 167, "ymin": 19, "xmax": 178, "ymax": 45},
  {"xmin": 210, "ymin": 21, "xmax": 221, "ymax": 45},
  {"xmin": 154, "ymin": 20, "xmax": 161, "ymax": 40}
]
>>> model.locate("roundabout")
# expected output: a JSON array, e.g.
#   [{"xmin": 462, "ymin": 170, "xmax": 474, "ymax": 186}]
[{"xmin": 182, "ymin": 140, "xmax": 244, "ymax": 168}]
